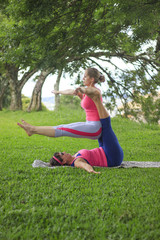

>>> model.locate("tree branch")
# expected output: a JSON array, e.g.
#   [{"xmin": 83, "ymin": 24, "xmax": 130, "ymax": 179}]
[{"xmin": 88, "ymin": 57, "xmax": 134, "ymax": 98}]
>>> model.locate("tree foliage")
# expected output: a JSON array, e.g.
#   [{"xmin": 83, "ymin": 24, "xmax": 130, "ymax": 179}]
[
  {"xmin": 0, "ymin": 0, "xmax": 160, "ymax": 122},
  {"xmin": 2, "ymin": 0, "xmax": 159, "ymax": 68}
]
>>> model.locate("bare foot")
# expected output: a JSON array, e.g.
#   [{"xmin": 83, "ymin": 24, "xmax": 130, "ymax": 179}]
[{"xmin": 17, "ymin": 120, "xmax": 34, "ymax": 136}]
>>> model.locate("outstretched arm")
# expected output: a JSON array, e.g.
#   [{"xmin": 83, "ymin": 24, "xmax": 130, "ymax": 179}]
[
  {"xmin": 74, "ymin": 87, "xmax": 99, "ymax": 96},
  {"xmin": 52, "ymin": 89, "xmax": 83, "ymax": 99},
  {"xmin": 74, "ymin": 158, "xmax": 101, "ymax": 174}
]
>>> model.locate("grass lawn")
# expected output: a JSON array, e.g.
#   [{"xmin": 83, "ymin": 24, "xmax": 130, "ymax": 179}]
[{"xmin": 0, "ymin": 107, "xmax": 160, "ymax": 240}]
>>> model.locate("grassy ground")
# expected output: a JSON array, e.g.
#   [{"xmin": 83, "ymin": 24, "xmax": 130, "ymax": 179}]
[{"xmin": 0, "ymin": 107, "xmax": 160, "ymax": 240}]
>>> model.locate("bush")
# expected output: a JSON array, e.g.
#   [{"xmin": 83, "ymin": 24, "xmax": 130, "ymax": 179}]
[
  {"xmin": 118, "ymin": 92, "xmax": 160, "ymax": 124},
  {"xmin": 22, "ymin": 95, "xmax": 48, "ymax": 111},
  {"xmin": 60, "ymin": 95, "xmax": 81, "ymax": 108}
]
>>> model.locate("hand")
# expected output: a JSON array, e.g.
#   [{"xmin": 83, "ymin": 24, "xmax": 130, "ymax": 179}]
[
  {"xmin": 51, "ymin": 90, "xmax": 59, "ymax": 95},
  {"xmin": 74, "ymin": 87, "xmax": 86, "ymax": 95},
  {"xmin": 89, "ymin": 170, "xmax": 101, "ymax": 174},
  {"xmin": 73, "ymin": 88, "xmax": 80, "ymax": 95}
]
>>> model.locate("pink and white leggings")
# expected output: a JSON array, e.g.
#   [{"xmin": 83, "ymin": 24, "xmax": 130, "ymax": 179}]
[{"xmin": 53, "ymin": 121, "xmax": 102, "ymax": 140}]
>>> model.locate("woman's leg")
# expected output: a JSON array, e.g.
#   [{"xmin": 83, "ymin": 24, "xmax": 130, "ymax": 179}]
[
  {"xmin": 85, "ymin": 87, "xmax": 123, "ymax": 166},
  {"xmin": 78, "ymin": 87, "xmax": 110, "ymax": 119},
  {"xmin": 54, "ymin": 121, "xmax": 102, "ymax": 139},
  {"xmin": 17, "ymin": 120, "xmax": 55, "ymax": 137},
  {"xmin": 17, "ymin": 120, "xmax": 102, "ymax": 139},
  {"xmin": 100, "ymin": 117, "xmax": 123, "ymax": 167}
]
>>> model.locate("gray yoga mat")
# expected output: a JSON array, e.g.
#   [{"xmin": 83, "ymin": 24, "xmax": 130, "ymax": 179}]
[{"xmin": 32, "ymin": 160, "xmax": 160, "ymax": 168}]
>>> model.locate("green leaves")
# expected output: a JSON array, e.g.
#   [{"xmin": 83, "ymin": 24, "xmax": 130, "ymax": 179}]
[{"xmin": 0, "ymin": 0, "xmax": 160, "ymax": 115}]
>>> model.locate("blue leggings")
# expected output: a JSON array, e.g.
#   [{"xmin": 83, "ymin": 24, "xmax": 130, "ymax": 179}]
[
  {"xmin": 53, "ymin": 121, "xmax": 102, "ymax": 140},
  {"xmin": 98, "ymin": 117, "xmax": 123, "ymax": 167}
]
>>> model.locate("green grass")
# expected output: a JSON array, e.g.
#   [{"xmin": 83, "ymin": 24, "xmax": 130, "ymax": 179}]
[{"xmin": 0, "ymin": 107, "xmax": 160, "ymax": 240}]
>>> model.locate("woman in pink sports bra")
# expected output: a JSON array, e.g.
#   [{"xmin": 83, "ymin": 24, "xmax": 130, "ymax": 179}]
[{"xmin": 17, "ymin": 68, "xmax": 105, "ymax": 140}]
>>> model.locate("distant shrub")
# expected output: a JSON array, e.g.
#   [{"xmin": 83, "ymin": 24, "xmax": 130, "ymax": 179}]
[
  {"xmin": 118, "ymin": 92, "xmax": 160, "ymax": 124},
  {"xmin": 22, "ymin": 95, "xmax": 48, "ymax": 111},
  {"xmin": 60, "ymin": 95, "xmax": 81, "ymax": 109}
]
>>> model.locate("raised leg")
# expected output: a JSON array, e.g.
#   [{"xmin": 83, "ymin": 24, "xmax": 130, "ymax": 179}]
[
  {"xmin": 93, "ymin": 97, "xmax": 110, "ymax": 119},
  {"xmin": 83, "ymin": 87, "xmax": 110, "ymax": 119},
  {"xmin": 17, "ymin": 120, "xmax": 55, "ymax": 137}
]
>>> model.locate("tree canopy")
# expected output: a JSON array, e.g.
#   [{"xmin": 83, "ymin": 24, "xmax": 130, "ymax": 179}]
[
  {"xmin": 0, "ymin": 0, "xmax": 160, "ymax": 122},
  {"xmin": 1, "ymin": 0, "xmax": 159, "ymax": 67}
]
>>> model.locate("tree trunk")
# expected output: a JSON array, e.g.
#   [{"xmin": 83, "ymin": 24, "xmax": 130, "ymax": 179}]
[
  {"xmin": 10, "ymin": 88, "xmax": 22, "ymax": 110},
  {"xmin": 0, "ymin": 95, "xmax": 3, "ymax": 110},
  {"xmin": 6, "ymin": 64, "xmax": 22, "ymax": 110},
  {"xmin": 0, "ymin": 78, "xmax": 9, "ymax": 111},
  {"xmin": 6, "ymin": 64, "xmax": 38, "ymax": 111},
  {"xmin": 27, "ymin": 69, "xmax": 52, "ymax": 111},
  {"xmin": 54, "ymin": 69, "xmax": 63, "ymax": 110},
  {"xmin": 155, "ymin": 31, "xmax": 160, "ymax": 59},
  {"xmin": 27, "ymin": 78, "xmax": 43, "ymax": 111}
]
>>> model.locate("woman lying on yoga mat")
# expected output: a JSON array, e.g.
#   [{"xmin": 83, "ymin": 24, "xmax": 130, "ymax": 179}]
[
  {"xmin": 49, "ymin": 87, "xmax": 124, "ymax": 174},
  {"xmin": 18, "ymin": 68, "xmax": 105, "ymax": 140}
]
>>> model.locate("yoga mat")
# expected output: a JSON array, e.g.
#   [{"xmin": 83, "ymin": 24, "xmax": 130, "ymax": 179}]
[{"xmin": 32, "ymin": 160, "xmax": 160, "ymax": 168}]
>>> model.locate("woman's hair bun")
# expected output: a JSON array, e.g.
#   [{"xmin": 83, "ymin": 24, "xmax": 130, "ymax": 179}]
[{"xmin": 99, "ymin": 74, "xmax": 105, "ymax": 82}]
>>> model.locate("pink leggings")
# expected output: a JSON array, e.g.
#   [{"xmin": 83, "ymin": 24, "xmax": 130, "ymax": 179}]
[{"xmin": 53, "ymin": 121, "xmax": 102, "ymax": 140}]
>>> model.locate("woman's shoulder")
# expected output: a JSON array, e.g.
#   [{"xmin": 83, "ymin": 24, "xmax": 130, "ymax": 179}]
[{"xmin": 73, "ymin": 152, "xmax": 81, "ymax": 158}]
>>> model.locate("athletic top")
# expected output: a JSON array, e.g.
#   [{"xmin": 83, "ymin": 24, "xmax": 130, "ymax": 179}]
[
  {"xmin": 81, "ymin": 94, "xmax": 102, "ymax": 121},
  {"xmin": 71, "ymin": 148, "xmax": 108, "ymax": 167}
]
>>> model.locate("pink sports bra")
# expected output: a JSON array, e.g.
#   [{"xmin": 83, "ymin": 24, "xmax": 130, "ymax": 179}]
[
  {"xmin": 81, "ymin": 94, "xmax": 102, "ymax": 121},
  {"xmin": 71, "ymin": 148, "xmax": 108, "ymax": 167}
]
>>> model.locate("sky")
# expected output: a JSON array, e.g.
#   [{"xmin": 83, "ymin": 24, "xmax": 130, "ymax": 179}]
[
  {"xmin": 21, "ymin": 57, "xmax": 133, "ymax": 116},
  {"xmin": 22, "ymin": 39, "xmax": 156, "ymax": 98},
  {"xmin": 22, "ymin": 73, "xmax": 74, "ymax": 98},
  {"xmin": 21, "ymin": 61, "xmax": 124, "ymax": 115},
  {"xmin": 21, "ymin": 40, "xmax": 156, "ymax": 113},
  {"xmin": 22, "ymin": 72, "xmax": 111, "ymax": 98},
  {"xmin": 22, "ymin": 58, "xmax": 128, "ymax": 98}
]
